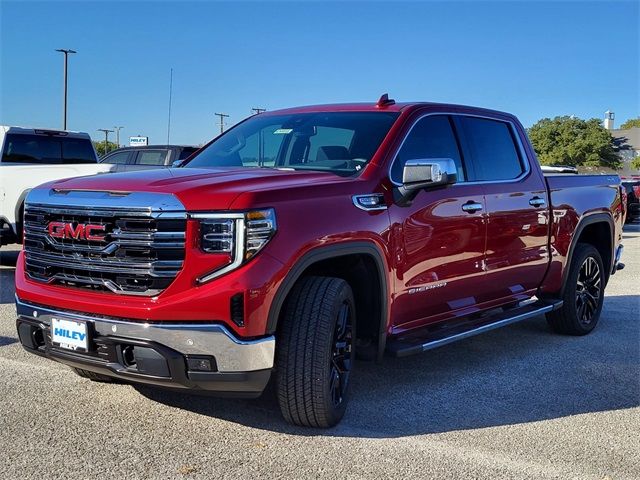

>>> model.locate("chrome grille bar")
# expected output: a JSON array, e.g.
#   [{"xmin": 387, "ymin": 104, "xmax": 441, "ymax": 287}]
[{"xmin": 23, "ymin": 190, "xmax": 187, "ymax": 296}]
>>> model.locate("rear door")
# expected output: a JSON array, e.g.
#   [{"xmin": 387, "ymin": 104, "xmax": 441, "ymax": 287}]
[
  {"xmin": 455, "ymin": 115, "xmax": 550, "ymax": 304},
  {"xmin": 387, "ymin": 114, "xmax": 488, "ymax": 331}
]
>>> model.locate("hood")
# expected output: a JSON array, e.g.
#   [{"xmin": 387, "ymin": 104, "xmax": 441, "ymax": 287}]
[{"xmin": 45, "ymin": 167, "xmax": 350, "ymax": 210}]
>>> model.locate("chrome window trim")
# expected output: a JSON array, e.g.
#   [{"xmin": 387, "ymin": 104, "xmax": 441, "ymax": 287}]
[{"xmin": 388, "ymin": 111, "xmax": 532, "ymax": 187}]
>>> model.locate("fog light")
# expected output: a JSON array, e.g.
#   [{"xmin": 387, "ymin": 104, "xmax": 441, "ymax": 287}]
[{"xmin": 187, "ymin": 357, "xmax": 215, "ymax": 372}]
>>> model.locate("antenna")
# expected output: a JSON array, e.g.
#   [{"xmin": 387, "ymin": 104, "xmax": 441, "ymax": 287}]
[{"xmin": 376, "ymin": 93, "xmax": 396, "ymax": 108}]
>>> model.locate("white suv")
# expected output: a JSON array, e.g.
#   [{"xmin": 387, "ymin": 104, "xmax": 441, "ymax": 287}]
[{"xmin": 0, "ymin": 126, "xmax": 115, "ymax": 246}]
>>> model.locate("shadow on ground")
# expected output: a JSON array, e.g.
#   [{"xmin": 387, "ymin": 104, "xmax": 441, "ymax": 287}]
[
  {"xmin": 0, "ymin": 250, "xmax": 19, "ymax": 304},
  {"xmin": 0, "ymin": 336, "xmax": 18, "ymax": 346},
  {"xmin": 136, "ymin": 294, "xmax": 640, "ymax": 438}
]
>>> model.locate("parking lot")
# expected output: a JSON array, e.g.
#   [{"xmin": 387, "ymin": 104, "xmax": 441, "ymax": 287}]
[{"xmin": 0, "ymin": 226, "xmax": 638, "ymax": 480}]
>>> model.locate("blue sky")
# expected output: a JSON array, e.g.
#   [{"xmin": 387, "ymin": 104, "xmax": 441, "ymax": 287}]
[{"xmin": 1, "ymin": 1, "xmax": 638, "ymax": 146}]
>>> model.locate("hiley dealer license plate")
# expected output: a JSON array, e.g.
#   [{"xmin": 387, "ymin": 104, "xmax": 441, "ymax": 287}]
[{"xmin": 51, "ymin": 317, "xmax": 89, "ymax": 352}]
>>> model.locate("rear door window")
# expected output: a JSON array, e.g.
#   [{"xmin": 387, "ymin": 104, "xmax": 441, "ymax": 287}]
[
  {"xmin": 134, "ymin": 150, "xmax": 169, "ymax": 166},
  {"xmin": 456, "ymin": 116, "xmax": 524, "ymax": 181},
  {"xmin": 1, "ymin": 133, "xmax": 96, "ymax": 164},
  {"xmin": 101, "ymin": 151, "xmax": 131, "ymax": 164}
]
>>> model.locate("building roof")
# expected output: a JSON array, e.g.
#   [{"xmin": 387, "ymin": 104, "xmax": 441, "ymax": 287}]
[{"xmin": 611, "ymin": 127, "xmax": 640, "ymax": 151}]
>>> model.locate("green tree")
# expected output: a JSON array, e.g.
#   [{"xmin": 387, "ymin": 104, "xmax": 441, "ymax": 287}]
[
  {"xmin": 620, "ymin": 118, "xmax": 640, "ymax": 129},
  {"xmin": 632, "ymin": 156, "xmax": 640, "ymax": 170},
  {"xmin": 93, "ymin": 140, "xmax": 119, "ymax": 157},
  {"xmin": 528, "ymin": 116, "xmax": 622, "ymax": 169}
]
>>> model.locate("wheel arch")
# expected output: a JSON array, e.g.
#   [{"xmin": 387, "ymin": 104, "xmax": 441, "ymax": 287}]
[
  {"xmin": 266, "ymin": 241, "xmax": 390, "ymax": 360},
  {"xmin": 13, "ymin": 188, "xmax": 31, "ymax": 239},
  {"xmin": 560, "ymin": 212, "xmax": 614, "ymax": 297}
]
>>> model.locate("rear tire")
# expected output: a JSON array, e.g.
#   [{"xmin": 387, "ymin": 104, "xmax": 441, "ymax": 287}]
[
  {"xmin": 276, "ymin": 276, "xmax": 356, "ymax": 428},
  {"xmin": 72, "ymin": 367, "xmax": 115, "ymax": 382},
  {"xmin": 546, "ymin": 243, "xmax": 605, "ymax": 335}
]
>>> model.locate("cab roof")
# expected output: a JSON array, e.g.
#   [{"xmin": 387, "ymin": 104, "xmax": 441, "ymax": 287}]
[{"xmin": 264, "ymin": 100, "xmax": 516, "ymax": 120}]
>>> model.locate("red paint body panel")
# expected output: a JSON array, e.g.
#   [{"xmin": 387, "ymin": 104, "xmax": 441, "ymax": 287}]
[{"xmin": 15, "ymin": 101, "xmax": 624, "ymax": 342}]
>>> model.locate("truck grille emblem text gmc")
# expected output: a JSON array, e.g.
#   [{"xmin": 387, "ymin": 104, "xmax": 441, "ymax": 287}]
[{"xmin": 47, "ymin": 222, "xmax": 106, "ymax": 241}]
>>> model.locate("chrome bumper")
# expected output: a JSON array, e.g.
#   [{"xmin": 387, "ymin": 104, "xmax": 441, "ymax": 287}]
[{"xmin": 15, "ymin": 297, "xmax": 274, "ymax": 373}]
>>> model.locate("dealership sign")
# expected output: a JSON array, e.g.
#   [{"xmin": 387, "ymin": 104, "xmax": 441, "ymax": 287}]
[{"xmin": 129, "ymin": 136, "xmax": 149, "ymax": 147}]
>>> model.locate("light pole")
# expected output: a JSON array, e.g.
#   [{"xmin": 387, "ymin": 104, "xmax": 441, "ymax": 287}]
[
  {"xmin": 114, "ymin": 126, "xmax": 124, "ymax": 147},
  {"xmin": 55, "ymin": 49, "xmax": 77, "ymax": 130},
  {"xmin": 97, "ymin": 128, "xmax": 114, "ymax": 156}
]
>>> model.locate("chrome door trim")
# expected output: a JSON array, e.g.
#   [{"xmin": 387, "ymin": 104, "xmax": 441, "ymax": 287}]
[{"xmin": 388, "ymin": 111, "xmax": 532, "ymax": 188}]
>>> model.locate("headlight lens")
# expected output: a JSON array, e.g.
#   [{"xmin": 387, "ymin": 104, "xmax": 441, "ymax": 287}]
[
  {"xmin": 200, "ymin": 218, "xmax": 235, "ymax": 253},
  {"xmin": 198, "ymin": 208, "xmax": 276, "ymax": 260}
]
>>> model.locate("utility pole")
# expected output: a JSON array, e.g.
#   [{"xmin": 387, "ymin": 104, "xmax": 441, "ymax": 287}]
[
  {"xmin": 114, "ymin": 126, "xmax": 124, "ymax": 147},
  {"xmin": 251, "ymin": 107, "xmax": 266, "ymax": 115},
  {"xmin": 97, "ymin": 128, "xmax": 114, "ymax": 156},
  {"xmin": 214, "ymin": 112, "xmax": 229, "ymax": 134},
  {"xmin": 55, "ymin": 48, "xmax": 77, "ymax": 130}
]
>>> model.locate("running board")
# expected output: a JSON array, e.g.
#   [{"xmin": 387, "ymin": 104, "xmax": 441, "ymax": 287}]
[{"xmin": 386, "ymin": 298, "xmax": 563, "ymax": 357}]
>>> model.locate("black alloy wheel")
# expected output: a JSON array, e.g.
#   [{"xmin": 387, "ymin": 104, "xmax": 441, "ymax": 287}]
[
  {"xmin": 575, "ymin": 256, "xmax": 602, "ymax": 326},
  {"xmin": 330, "ymin": 302, "xmax": 353, "ymax": 408}
]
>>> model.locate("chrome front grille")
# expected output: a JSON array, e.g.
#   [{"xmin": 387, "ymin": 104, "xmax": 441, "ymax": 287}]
[{"xmin": 23, "ymin": 190, "xmax": 187, "ymax": 296}]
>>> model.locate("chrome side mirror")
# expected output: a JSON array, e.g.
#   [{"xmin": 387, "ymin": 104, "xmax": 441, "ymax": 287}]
[
  {"xmin": 171, "ymin": 159, "xmax": 184, "ymax": 168},
  {"xmin": 395, "ymin": 158, "xmax": 458, "ymax": 206},
  {"xmin": 402, "ymin": 158, "xmax": 458, "ymax": 190}
]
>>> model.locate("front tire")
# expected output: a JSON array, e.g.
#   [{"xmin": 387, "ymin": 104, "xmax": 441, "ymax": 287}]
[
  {"xmin": 276, "ymin": 276, "xmax": 356, "ymax": 428},
  {"xmin": 546, "ymin": 243, "xmax": 605, "ymax": 335}
]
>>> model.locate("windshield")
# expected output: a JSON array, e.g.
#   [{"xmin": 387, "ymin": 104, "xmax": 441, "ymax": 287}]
[{"xmin": 184, "ymin": 111, "xmax": 399, "ymax": 176}]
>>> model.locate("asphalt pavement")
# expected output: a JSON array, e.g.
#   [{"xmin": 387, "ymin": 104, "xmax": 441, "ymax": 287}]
[{"xmin": 0, "ymin": 225, "xmax": 638, "ymax": 479}]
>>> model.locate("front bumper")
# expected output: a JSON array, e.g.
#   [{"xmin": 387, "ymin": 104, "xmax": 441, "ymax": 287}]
[{"xmin": 15, "ymin": 297, "xmax": 274, "ymax": 397}]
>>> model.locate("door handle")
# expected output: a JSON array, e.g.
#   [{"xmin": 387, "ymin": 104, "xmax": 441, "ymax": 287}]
[
  {"xmin": 462, "ymin": 201, "xmax": 483, "ymax": 213},
  {"xmin": 529, "ymin": 196, "xmax": 546, "ymax": 207}
]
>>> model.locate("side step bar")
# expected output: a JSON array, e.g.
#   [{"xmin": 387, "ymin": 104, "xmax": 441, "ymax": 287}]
[{"xmin": 386, "ymin": 298, "xmax": 563, "ymax": 357}]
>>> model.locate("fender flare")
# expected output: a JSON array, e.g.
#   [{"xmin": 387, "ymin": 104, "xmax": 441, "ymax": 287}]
[
  {"xmin": 266, "ymin": 241, "xmax": 390, "ymax": 358},
  {"xmin": 560, "ymin": 212, "xmax": 615, "ymax": 296},
  {"xmin": 13, "ymin": 188, "xmax": 31, "ymax": 234}
]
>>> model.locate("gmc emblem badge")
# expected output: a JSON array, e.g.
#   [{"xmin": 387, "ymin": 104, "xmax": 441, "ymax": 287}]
[{"xmin": 47, "ymin": 222, "xmax": 107, "ymax": 242}]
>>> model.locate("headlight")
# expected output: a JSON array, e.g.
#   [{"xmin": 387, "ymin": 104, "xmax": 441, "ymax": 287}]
[
  {"xmin": 245, "ymin": 209, "xmax": 277, "ymax": 260},
  {"xmin": 200, "ymin": 218, "xmax": 235, "ymax": 253},
  {"xmin": 194, "ymin": 209, "xmax": 277, "ymax": 283}
]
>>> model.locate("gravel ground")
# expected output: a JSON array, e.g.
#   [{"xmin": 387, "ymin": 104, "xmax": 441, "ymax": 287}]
[{"xmin": 0, "ymin": 225, "xmax": 638, "ymax": 480}]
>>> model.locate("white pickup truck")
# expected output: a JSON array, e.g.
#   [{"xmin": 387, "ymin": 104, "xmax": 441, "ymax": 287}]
[{"xmin": 0, "ymin": 126, "xmax": 115, "ymax": 246}]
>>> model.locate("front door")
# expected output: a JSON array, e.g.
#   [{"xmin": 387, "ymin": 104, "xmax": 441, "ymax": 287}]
[{"xmin": 387, "ymin": 114, "xmax": 488, "ymax": 332}]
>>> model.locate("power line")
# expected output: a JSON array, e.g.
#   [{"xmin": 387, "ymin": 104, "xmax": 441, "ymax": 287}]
[
  {"xmin": 97, "ymin": 128, "xmax": 114, "ymax": 155},
  {"xmin": 214, "ymin": 112, "xmax": 229, "ymax": 134}
]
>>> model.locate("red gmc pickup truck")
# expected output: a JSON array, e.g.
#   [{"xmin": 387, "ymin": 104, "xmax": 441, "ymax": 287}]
[{"xmin": 15, "ymin": 97, "xmax": 626, "ymax": 427}]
